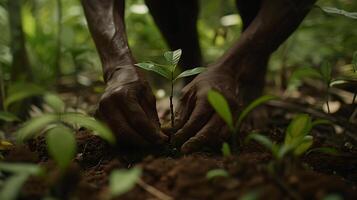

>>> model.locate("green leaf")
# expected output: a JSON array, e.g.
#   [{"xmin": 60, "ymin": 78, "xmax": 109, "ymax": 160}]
[
  {"xmin": 174, "ymin": 67, "xmax": 206, "ymax": 81},
  {"xmin": 240, "ymin": 190, "xmax": 260, "ymax": 200},
  {"xmin": 290, "ymin": 67, "xmax": 322, "ymax": 81},
  {"xmin": 207, "ymin": 90, "xmax": 233, "ymax": 131},
  {"xmin": 236, "ymin": 95, "xmax": 278, "ymax": 128},
  {"xmin": 306, "ymin": 147, "xmax": 339, "ymax": 156},
  {"xmin": 60, "ymin": 113, "xmax": 115, "ymax": 144},
  {"xmin": 43, "ymin": 93, "xmax": 65, "ymax": 113},
  {"xmin": 329, "ymin": 79, "xmax": 349, "ymax": 87},
  {"xmin": 135, "ymin": 63, "xmax": 171, "ymax": 79},
  {"xmin": 164, "ymin": 49, "xmax": 182, "ymax": 70},
  {"xmin": 0, "ymin": 162, "xmax": 43, "ymax": 175},
  {"xmin": 320, "ymin": 7, "xmax": 357, "ymax": 19},
  {"xmin": 285, "ymin": 114, "xmax": 312, "ymax": 146},
  {"xmin": 311, "ymin": 119, "xmax": 332, "ymax": 127},
  {"xmin": 221, "ymin": 142, "xmax": 231, "ymax": 157},
  {"xmin": 16, "ymin": 114, "xmax": 58, "ymax": 142},
  {"xmin": 320, "ymin": 61, "xmax": 332, "ymax": 83},
  {"xmin": 4, "ymin": 83, "xmax": 44, "ymax": 110},
  {"xmin": 322, "ymin": 194, "xmax": 343, "ymax": 200},
  {"xmin": 0, "ymin": 173, "xmax": 29, "ymax": 200},
  {"xmin": 206, "ymin": 169, "xmax": 229, "ymax": 179},
  {"xmin": 246, "ymin": 133, "xmax": 274, "ymax": 151},
  {"xmin": 46, "ymin": 125, "xmax": 76, "ymax": 170},
  {"xmin": 0, "ymin": 111, "xmax": 20, "ymax": 122},
  {"xmin": 294, "ymin": 135, "xmax": 313, "ymax": 156},
  {"xmin": 109, "ymin": 167, "xmax": 142, "ymax": 197}
]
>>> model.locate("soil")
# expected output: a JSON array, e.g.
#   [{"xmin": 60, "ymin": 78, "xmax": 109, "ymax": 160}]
[{"xmin": 2, "ymin": 87, "xmax": 357, "ymax": 200}]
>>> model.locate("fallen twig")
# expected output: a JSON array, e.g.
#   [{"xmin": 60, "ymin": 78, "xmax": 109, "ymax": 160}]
[{"xmin": 137, "ymin": 178, "xmax": 174, "ymax": 200}]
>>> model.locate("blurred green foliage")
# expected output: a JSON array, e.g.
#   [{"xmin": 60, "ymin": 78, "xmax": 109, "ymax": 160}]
[{"xmin": 0, "ymin": 0, "xmax": 355, "ymax": 89}]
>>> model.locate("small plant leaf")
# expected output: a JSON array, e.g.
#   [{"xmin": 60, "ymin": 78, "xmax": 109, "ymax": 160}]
[
  {"xmin": 320, "ymin": 61, "xmax": 332, "ymax": 83},
  {"xmin": 322, "ymin": 194, "xmax": 344, "ymax": 200},
  {"xmin": 236, "ymin": 95, "xmax": 278, "ymax": 128},
  {"xmin": 311, "ymin": 119, "xmax": 332, "ymax": 127},
  {"xmin": 60, "ymin": 113, "xmax": 115, "ymax": 144},
  {"xmin": 246, "ymin": 133, "xmax": 274, "ymax": 151},
  {"xmin": 109, "ymin": 167, "xmax": 142, "ymax": 197},
  {"xmin": 329, "ymin": 79, "xmax": 349, "ymax": 87},
  {"xmin": 206, "ymin": 169, "xmax": 229, "ymax": 179},
  {"xmin": 306, "ymin": 147, "xmax": 339, "ymax": 156},
  {"xmin": 164, "ymin": 49, "xmax": 182, "ymax": 70},
  {"xmin": 294, "ymin": 135, "xmax": 313, "ymax": 156},
  {"xmin": 0, "ymin": 162, "xmax": 43, "ymax": 175},
  {"xmin": 0, "ymin": 173, "xmax": 30, "ymax": 200},
  {"xmin": 4, "ymin": 83, "xmax": 44, "ymax": 110},
  {"xmin": 320, "ymin": 7, "xmax": 357, "ymax": 19},
  {"xmin": 135, "ymin": 63, "xmax": 171, "ymax": 79},
  {"xmin": 46, "ymin": 125, "xmax": 76, "ymax": 170},
  {"xmin": 290, "ymin": 67, "xmax": 322, "ymax": 81},
  {"xmin": 221, "ymin": 142, "xmax": 231, "ymax": 157},
  {"xmin": 0, "ymin": 111, "xmax": 20, "ymax": 122},
  {"xmin": 43, "ymin": 93, "xmax": 65, "ymax": 113},
  {"xmin": 16, "ymin": 114, "xmax": 58, "ymax": 142},
  {"xmin": 0, "ymin": 140, "xmax": 14, "ymax": 150},
  {"xmin": 207, "ymin": 90, "xmax": 233, "ymax": 131},
  {"xmin": 285, "ymin": 114, "xmax": 312, "ymax": 146},
  {"xmin": 174, "ymin": 67, "xmax": 206, "ymax": 81}
]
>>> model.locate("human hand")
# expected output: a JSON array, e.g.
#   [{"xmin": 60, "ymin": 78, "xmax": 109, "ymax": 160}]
[
  {"xmin": 96, "ymin": 66, "xmax": 168, "ymax": 148},
  {"xmin": 170, "ymin": 67, "xmax": 240, "ymax": 153}
]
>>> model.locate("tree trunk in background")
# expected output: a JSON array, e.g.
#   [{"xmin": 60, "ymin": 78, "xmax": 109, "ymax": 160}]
[
  {"xmin": 55, "ymin": 0, "xmax": 62, "ymax": 82},
  {"xmin": 8, "ymin": 0, "xmax": 32, "ymax": 82}
]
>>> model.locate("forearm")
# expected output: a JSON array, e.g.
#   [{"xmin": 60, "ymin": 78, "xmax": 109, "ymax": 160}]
[
  {"xmin": 81, "ymin": 0, "xmax": 134, "ymax": 82},
  {"xmin": 217, "ymin": 0, "xmax": 317, "ymax": 76}
]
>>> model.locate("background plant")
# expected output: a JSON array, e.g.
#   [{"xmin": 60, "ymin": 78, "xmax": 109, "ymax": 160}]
[
  {"xmin": 207, "ymin": 90, "xmax": 277, "ymax": 153},
  {"xmin": 246, "ymin": 114, "xmax": 332, "ymax": 172},
  {"xmin": 15, "ymin": 93, "xmax": 115, "ymax": 171}
]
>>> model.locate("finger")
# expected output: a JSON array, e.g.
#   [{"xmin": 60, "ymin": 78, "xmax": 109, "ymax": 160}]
[
  {"xmin": 173, "ymin": 100, "xmax": 213, "ymax": 147},
  {"xmin": 98, "ymin": 99, "xmax": 150, "ymax": 147},
  {"xmin": 138, "ymin": 87, "xmax": 161, "ymax": 127},
  {"xmin": 114, "ymin": 92, "xmax": 168, "ymax": 145},
  {"xmin": 181, "ymin": 115, "xmax": 226, "ymax": 154}
]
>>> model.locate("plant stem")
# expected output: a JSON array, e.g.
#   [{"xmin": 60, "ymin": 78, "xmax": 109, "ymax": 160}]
[
  {"xmin": 170, "ymin": 73, "xmax": 174, "ymax": 128},
  {"xmin": 352, "ymin": 92, "xmax": 356, "ymax": 104},
  {"xmin": 326, "ymin": 84, "xmax": 330, "ymax": 114}
]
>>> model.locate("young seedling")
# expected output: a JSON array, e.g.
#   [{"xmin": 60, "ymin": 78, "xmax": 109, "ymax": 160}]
[
  {"xmin": 15, "ymin": 93, "xmax": 115, "ymax": 171},
  {"xmin": 320, "ymin": 61, "xmax": 333, "ymax": 113},
  {"xmin": 207, "ymin": 90, "xmax": 277, "ymax": 153},
  {"xmin": 289, "ymin": 61, "xmax": 334, "ymax": 113},
  {"xmin": 0, "ymin": 162, "xmax": 44, "ymax": 200},
  {"xmin": 135, "ymin": 49, "xmax": 205, "ymax": 128},
  {"xmin": 246, "ymin": 114, "xmax": 334, "ymax": 173}
]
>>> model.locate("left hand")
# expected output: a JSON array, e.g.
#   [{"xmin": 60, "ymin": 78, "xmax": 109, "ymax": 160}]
[{"xmin": 170, "ymin": 67, "xmax": 240, "ymax": 153}]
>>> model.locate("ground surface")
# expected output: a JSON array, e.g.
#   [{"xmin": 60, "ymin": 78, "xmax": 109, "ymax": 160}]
[{"xmin": 3, "ymin": 102, "xmax": 357, "ymax": 200}]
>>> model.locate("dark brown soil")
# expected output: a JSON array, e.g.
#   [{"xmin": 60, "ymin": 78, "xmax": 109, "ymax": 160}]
[{"xmin": 3, "ymin": 126, "xmax": 356, "ymax": 200}]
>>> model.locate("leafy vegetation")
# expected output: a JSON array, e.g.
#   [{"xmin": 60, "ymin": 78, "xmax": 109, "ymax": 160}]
[
  {"xmin": 136, "ymin": 49, "xmax": 205, "ymax": 128},
  {"xmin": 207, "ymin": 90, "xmax": 277, "ymax": 152}
]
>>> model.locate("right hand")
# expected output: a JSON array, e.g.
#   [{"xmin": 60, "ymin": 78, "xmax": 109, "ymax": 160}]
[{"xmin": 96, "ymin": 66, "xmax": 168, "ymax": 148}]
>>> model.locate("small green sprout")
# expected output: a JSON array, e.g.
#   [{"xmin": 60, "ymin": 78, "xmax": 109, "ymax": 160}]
[
  {"xmin": 0, "ymin": 162, "xmax": 44, "ymax": 200},
  {"xmin": 206, "ymin": 169, "xmax": 229, "ymax": 180},
  {"xmin": 15, "ymin": 93, "xmax": 115, "ymax": 170},
  {"xmin": 135, "ymin": 49, "xmax": 205, "ymax": 128},
  {"xmin": 289, "ymin": 61, "xmax": 334, "ymax": 113},
  {"xmin": 109, "ymin": 167, "xmax": 142, "ymax": 198},
  {"xmin": 246, "ymin": 114, "xmax": 334, "ymax": 172},
  {"xmin": 207, "ymin": 90, "xmax": 277, "ymax": 153}
]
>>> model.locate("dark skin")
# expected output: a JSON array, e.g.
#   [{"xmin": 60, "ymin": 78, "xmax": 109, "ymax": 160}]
[{"xmin": 81, "ymin": 0, "xmax": 316, "ymax": 152}]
